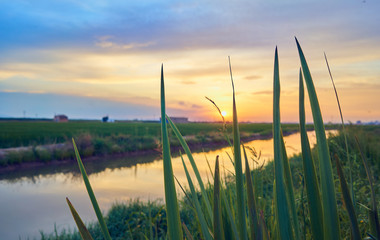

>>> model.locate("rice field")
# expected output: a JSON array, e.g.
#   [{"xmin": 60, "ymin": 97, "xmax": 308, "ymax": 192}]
[{"xmin": 0, "ymin": 121, "xmax": 306, "ymax": 149}]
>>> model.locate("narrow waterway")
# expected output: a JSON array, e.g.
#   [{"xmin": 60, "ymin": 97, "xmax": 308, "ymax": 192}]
[{"xmin": 0, "ymin": 130, "xmax": 336, "ymax": 239}]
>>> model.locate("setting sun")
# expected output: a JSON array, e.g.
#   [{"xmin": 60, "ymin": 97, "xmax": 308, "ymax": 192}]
[{"xmin": 221, "ymin": 111, "xmax": 227, "ymax": 117}]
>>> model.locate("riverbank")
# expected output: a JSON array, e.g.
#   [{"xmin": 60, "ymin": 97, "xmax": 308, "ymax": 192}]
[
  {"xmin": 0, "ymin": 122, "xmax": 313, "ymax": 170},
  {"xmin": 2, "ymin": 125, "xmax": 323, "ymax": 239},
  {"xmin": 39, "ymin": 125, "xmax": 380, "ymax": 239},
  {"xmin": 0, "ymin": 129, "xmax": 296, "ymax": 174}
]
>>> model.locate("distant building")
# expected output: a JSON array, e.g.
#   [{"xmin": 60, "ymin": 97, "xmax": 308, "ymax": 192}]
[
  {"xmin": 102, "ymin": 116, "xmax": 109, "ymax": 122},
  {"xmin": 357, "ymin": 120, "xmax": 380, "ymax": 125},
  {"xmin": 160, "ymin": 117, "xmax": 189, "ymax": 123},
  {"xmin": 171, "ymin": 117, "xmax": 189, "ymax": 123},
  {"xmin": 54, "ymin": 114, "xmax": 68, "ymax": 122}
]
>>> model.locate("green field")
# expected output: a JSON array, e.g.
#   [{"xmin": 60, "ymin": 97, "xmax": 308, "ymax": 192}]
[
  {"xmin": 0, "ymin": 121, "xmax": 306, "ymax": 166},
  {"xmin": 0, "ymin": 121, "xmax": 162, "ymax": 148},
  {"xmin": 0, "ymin": 121, "xmax": 305, "ymax": 148}
]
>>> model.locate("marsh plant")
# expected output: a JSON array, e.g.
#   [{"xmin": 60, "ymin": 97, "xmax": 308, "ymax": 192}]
[{"xmin": 66, "ymin": 39, "xmax": 379, "ymax": 239}]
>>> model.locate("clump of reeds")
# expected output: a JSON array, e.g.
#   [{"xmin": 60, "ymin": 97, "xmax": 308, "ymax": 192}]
[{"xmin": 66, "ymin": 38, "xmax": 380, "ymax": 240}]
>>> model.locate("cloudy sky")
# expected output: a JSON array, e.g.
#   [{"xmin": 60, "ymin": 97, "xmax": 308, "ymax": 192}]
[{"xmin": 0, "ymin": 0, "xmax": 379, "ymax": 122}]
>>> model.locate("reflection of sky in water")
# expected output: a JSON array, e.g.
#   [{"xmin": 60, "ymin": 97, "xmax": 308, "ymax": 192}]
[{"xmin": 0, "ymin": 131, "xmax": 336, "ymax": 239}]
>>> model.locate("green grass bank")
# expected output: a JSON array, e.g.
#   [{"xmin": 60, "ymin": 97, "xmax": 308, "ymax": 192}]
[
  {"xmin": 40, "ymin": 124, "xmax": 379, "ymax": 239},
  {"xmin": 0, "ymin": 121, "xmax": 313, "ymax": 167}
]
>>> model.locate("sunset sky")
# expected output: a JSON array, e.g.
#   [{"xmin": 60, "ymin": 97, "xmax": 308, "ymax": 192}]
[{"xmin": 0, "ymin": 0, "xmax": 379, "ymax": 122}]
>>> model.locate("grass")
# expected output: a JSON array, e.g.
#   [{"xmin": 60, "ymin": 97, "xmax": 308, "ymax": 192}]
[
  {"xmin": 43, "ymin": 40, "xmax": 380, "ymax": 239},
  {"xmin": 0, "ymin": 121, "xmax": 308, "ymax": 167},
  {"xmin": 0, "ymin": 121, "xmax": 306, "ymax": 149},
  {"xmin": 43, "ymin": 125, "xmax": 380, "ymax": 239},
  {"xmin": 0, "ymin": 121, "xmax": 162, "ymax": 148},
  {"xmin": 160, "ymin": 65, "xmax": 183, "ymax": 240}
]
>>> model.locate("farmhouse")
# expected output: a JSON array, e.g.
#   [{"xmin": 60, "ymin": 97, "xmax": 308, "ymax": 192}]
[
  {"xmin": 54, "ymin": 114, "xmax": 68, "ymax": 122},
  {"xmin": 160, "ymin": 117, "xmax": 189, "ymax": 123}
]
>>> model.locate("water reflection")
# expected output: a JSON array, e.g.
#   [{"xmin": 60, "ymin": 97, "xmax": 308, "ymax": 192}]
[
  {"xmin": 0, "ymin": 130, "xmax": 336, "ymax": 239},
  {"xmin": 0, "ymin": 151, "xmax": 163, "ymax": 182}
]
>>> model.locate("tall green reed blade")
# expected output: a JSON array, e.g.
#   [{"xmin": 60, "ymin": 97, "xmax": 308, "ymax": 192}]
[
  {"xmin": 272, "ymin": 179, "xmax": 279, "ymax": 239},
  {"xmin": 259, "ymin": 211, "xmax": 270, "ymax": 240},
  {"xmin": 160, "ymin": 65, "xmax": 183, "ymax": 240},
  {"xmin": 183, "ymin": 223, "xmax": 194, "ymax": 240},
  {"xmin": 298, "ymin": 69, "xmax": 324, "ymax": 240},
  {"xmin": 368, "ymin": 213, "xmax": 378, "ymax": 240},
  {"xmin": 181, "ymin": 155, "xmax": 212, "ymax": 240},
  {"xmin": 166, "ymin": 115, "xmax": 213, "ymax": 224},
  {"xmin": 221, "ymin": 186, "xmax": 240, "ymax": 240},
  {"xmin": 72, "ymin": 139, "xmax": 112, "ymax": 240},
  {"xmin": 175, "ymin": 174, "xmax": 195, "ymax": 209},
  {"xmin": 334, "ymin": 154, "xmax": 361, "ymax": 239},
  {"xmin": 213, "ymin": 156, "xmax": 225, "ymax": 240},
  {"xmin": 355, "ymin": 136, "xmax": 380, "ymax": 239},
  {"xmin": 243, "ymin": 147, "xmax": 262, "ymax": 240},
  {"xmin": 66, "ymin": 198, "xmax": 94, "ymax": 240},
  {"xmin": 324, "ymin": 53, "xmax": 354, "ymax": 205},
  {"xmin": 273, "ymin": 47, "xmax": 294, "ymax": 240},
  {"xmin": 300, "ymin": 177, "xmax": 306, "ymax": 240},
  {"xmin": 229, "ymin": 56, "xmax": 248, "ymax": 240},
  {"xmin": 280, "ymin": 131, "xmax": 300, "ymax": 240},
  {"xmin": 295, "ymin": 38, "xmax": 340, "ymax": 239}
]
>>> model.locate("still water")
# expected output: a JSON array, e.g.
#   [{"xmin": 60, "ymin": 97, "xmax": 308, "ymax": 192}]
[{"xmin": 0, "ymin": 131, "xmax": 335, "ymax": 239}]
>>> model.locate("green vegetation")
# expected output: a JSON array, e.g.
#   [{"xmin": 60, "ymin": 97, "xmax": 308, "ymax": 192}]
[
  {"xmin": 0, "ymin": 121, "xmax": 306, "ymax": 167},
  {"xmin": 41, "ymin": 41, "xmax": 379, "ymax": 239},
  {"xmin": 0, "ymin": 121, "xmax": 162, "ymax": 148},
  {"xmin": 0, "ymin": 121, "xmax": 306, "ymax": 149},
  {"xmin": 42, "ymin": 125, "xmax": 380, "ymax": 239},
  {"xmin": 40, "ymin": 200, "xmax": 169, "ymax": 240},
  {"xmin": 160, "ymin": 66, "xmax": 184, "ymax": 240}
]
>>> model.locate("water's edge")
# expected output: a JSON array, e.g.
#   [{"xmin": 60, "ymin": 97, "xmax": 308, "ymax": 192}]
[{"xmin": 0, "ymin": 130, "xmax": 299, "ymax": 178}]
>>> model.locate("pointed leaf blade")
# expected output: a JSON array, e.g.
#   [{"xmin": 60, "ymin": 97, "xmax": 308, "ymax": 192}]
[
  {"xmin": 296, "ymin": 38, "xmax": 340, "ymax": 239},
  {"xmin": 66, "ymin": 198, "xmax": 94, "ymax": 240},
  {"xmin": 298, "ymin": 70, "xmax": 324, "ymax": 240},
  {"xmin": 273, "ymin": 47, "xmax": 294, "ymax": 240},
  {"xmin": 160, "ymin": 65, "xmax": 183, "ymax": 240},
  {"xmin": 72, "ymin": 139, "xmax": 111, "ymax": 240},
  {"xmin": 181, "ymin": 156, "xmax": 212, "ymax": 240},
  {"xmin": 229, "ymin": 56, "xmax": 248, "ymax": 240},
  {"xmin": 335, "ymin": 155, "xmax": 361, "ymax": 239},
  {"xmin": 166, "ymin": 115, "xmax": 213, "ymax": 223},
  {"xmin": 213, "ymin": 156, "xmax": 225, "ymax": 240},
  {"xmin": 243, "ymin": 147, "xmax": 262, "ymax": 240}
]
